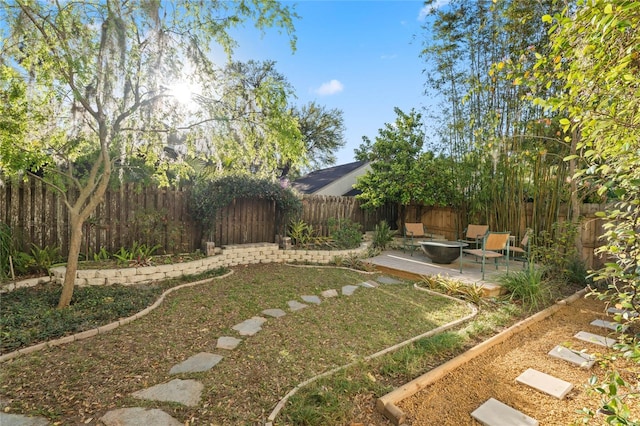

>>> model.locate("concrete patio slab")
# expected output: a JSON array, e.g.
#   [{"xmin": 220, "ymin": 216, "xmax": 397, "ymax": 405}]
[
  {"xmin": 471, "ymin": 397, "xmax": 538, "ymax": 426},
  {"xmin": 516, "ymin": 368, "xmax": 573, "ymax": 399}
]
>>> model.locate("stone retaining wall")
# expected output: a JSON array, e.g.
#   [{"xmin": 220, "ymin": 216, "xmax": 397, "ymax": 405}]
[{"xmin": 13, "ymin": 242, "xmax": 368, "ymax": 290}]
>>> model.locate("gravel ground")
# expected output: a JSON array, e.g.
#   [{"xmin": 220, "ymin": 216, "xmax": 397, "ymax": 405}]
[{"xmin": 396, "ymin": 296, "xmax": 640, "ymax": 425}]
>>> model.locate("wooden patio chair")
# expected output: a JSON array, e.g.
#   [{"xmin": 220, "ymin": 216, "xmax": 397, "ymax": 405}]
[
  {"xmin": 463, "ymin": 231, "xmax": 510, "ymax": 280},
  {"xmin": 509, "ymin": 229, "xmax": 531, "ymax": 268},
  {"xmin": 403, "ymin": 222, "xmax": 431, "ymax": 256},
  {"xmin": 458, "ymin": 224, "xmax": 489, "ymax": 250}
]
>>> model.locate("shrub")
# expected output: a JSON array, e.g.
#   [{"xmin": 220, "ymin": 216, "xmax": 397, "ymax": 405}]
[
  {"xmin": 372, "ymin": 220, "xmax": 394, "ymax": 250},
  {"xmin": 498, "ymin": 265, "xmax": 550, "ymax": 311},
  {"xmin": 328, "ymin": 218, "xmax": 362, "ymax": 249}
]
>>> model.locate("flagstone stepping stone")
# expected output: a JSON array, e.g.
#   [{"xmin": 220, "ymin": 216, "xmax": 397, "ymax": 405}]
[
  {"xmin": 169, "ymin": 352, "xmax": 223, "ymax": 375},
  {"xmin": 360, "ymin": 280, "xmax": 379, "ymax": 288},
  {"xmin": 217, "ymin": 336, "xmax": 242, "ymax": 350},
  {"xmin": 321, "ymin": 289, "xmax": 338, "ymax": 298},
  {"xmin": 548, "ymin": 345, "xmax": 595, "ymax": 369},
  {"xmin": 471, "ymin": 397, "xmax": 538, "ymax": 426},
  {"xmin": 262, "ymin": 308, "xmax": 286, "ymax": 318},
  {"xmin": 287, "ymin": 300, "xmax": 308, "ymax": 311},
  {"xmin": 376, "ymin": 276, "xmax": 402, "ymax": 285},
  {"xmin": 232, "ymin": 316, "xmax": 267, "ymax": 336},
  {"xmin": 100, "ymin": 407, "xmax": 182, "ymax": 426},
  {"xmin": 607, "ymin": 307, "xmax": 638, "ymax": 317},
  {"xmin": 0, "ymin": 412, "xmax": 49, "ymax": 426},
  {"xmin": 516, "ymin": 368, "xmax": 573, "ymax": 399},
  {"xmin": 591, "ymin": 319, "xmax": 628, "ymax": 332},
  {"xmin": 132, "ymin": 378, "xmax": 203, "ymax": 406},
  {"xmin": 301, "ymin": 295, "xmax": 321, "ymax": 305},
  {"xmin": 342, "ymin": 285, "xmax": 359, "ymax": 296},
  {"xmin": 574, "ymin": 331, "xmax": 616, "ymax": 348}
]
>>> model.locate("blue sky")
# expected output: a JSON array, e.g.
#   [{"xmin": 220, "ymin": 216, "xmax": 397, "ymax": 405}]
[{"xmin": 228, "ymin": 1, "xmax": 440, "ymax": 167}]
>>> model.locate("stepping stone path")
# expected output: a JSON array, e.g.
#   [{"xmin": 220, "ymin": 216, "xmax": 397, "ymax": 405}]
[
  {"xmin": 301, "ymin": 295, "xmax": 322, "ymax": 305},
  {"xmin": 548, "ymin": 345, "xmax": 595, "ymax": 369},
  {"xmin": 574, "ymin": 331, "xmax": 616, "ymax": 348},
  {"xmin": 169, "ymin": 352, "xmax": 223, "ymax": 375},
  {"xmin": 287, "ymin": 300, "xmax": 308, "ymax": 311},
  {"xmin": 27, "ymin": 274, "xmax": 398, "ymax": 424},
  {"xmin": 472, "ymin": 307, "xmax": 632, "ymax": 426},
  {"xmin": 471, "ymin": 398, "xmax": 538, "ymax": 426},
  {"xmin": 232, "ymin": 316, "xmax": 267, "ymax": 336},
  {"xmin": 341, "ymin": 285, "xmax": 359, "ymax": 295},
  {"xmin": 132, "ymin": 378, "xmax": 203, "ymax": 406},
  {"xmin": 0, "ymin": 412, "xmax": 50, "ymax": 426},
  {"xmin": 516, "ymin": 368, "xmax": 573, "ymax": 399},
  {"xmin": 262, "ymin": 308, "xmax": 287, "ymax": 318},
  {"xmin": 607, "ymin": 307, "xmax": 638, "ymax": 318},
  {"xmin": 590, "ymin": 319, "xmax": 628, "ymax": 332},
  {"xmin": 217, "ymin": 336, "xmax": 242, "ymax": 350},
  {"xmin": 100, "ymin": 407, "xmax": 182, "ymax": 426}
]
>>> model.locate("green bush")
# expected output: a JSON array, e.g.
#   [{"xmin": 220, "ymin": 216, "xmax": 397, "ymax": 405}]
[
  {"xmin": 498, "ymin": 265, "xmax": 550, "ymax": 311},
  {"xmin": 328, "ymin": 218, "xmax": 362, "ymax": 249},
  {"xmin": 372, "ymin": 220, "xmax": 394, "ymax": 250}
]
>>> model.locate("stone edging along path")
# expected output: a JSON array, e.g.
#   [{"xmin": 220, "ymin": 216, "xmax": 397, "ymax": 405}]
[
  {"xmin": 375, "ymin": 286, "xmax": 589, "ymax": 425},
  {"xmin": 0, "ymin": 270, "xmax": 235, "ymax": 363}
]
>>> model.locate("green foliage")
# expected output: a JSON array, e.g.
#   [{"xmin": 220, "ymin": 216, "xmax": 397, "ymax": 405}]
[
  {"xmin": 327, "ymin": 218, "xmax": 362, "ymax": 250},
  {"xmin": 112, "ymin": 242, "xmax": 160, "ymax": 267},
  {"xmin": 0, "ymin": 222, "xmax": 12, "ymax": 278},
  {"xmin": 532, "ymin": 221, "xmax": 586, "ymax": 285},
  {"xmin": 419, "ymin": 274, "xmax": 485, "ymax": 306},
  {"xmin": 497, "ymin": 265, "xmax": 550, "ymax": 312},
  {"xmin": 29, "ymin": 244, "xmax": 62, "ymax": 275},
  {"xmin": 372, "ymin": 220, "xmax": 394, "ymax": 250},
  {"xmin": 579, "ymin": 371, "xmax": 640, "ymax": 426},
  {"xmin": 288, "ymin": 219, "xmax": 315, "ymax": 248},
  {"xmin": 190, "ymin": 175, "xmax": 302, "ymax": 235},
  {"xmin": 93, "ymin": 247, "xmax": 110, "ymax": 262}
]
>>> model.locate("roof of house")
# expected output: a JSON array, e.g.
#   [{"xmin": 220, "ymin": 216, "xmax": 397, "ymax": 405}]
[{"xmin": 292, "ymin": 160, "xmax": 368, "ymax": 195}]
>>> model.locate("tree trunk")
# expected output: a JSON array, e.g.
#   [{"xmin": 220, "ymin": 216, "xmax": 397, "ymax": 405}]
[{"xmin": 58, "ymin": 213, "xmax": 83, "ymax": 308}]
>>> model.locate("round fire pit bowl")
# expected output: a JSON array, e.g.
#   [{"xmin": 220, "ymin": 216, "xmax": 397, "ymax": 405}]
[{"xmin": 419, "ymin": 241, "xmax": 468, "ymax": 264}]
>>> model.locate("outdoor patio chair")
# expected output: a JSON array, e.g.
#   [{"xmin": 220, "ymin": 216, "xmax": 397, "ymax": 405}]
[
  {"xmin": 509, "ymin": 229, "xmax": 531, "ymax": 268},
  {"xmin": 403, "ymin": 222, "xmax": 431, "ymax": 256},
  {"xmin": 458, "ymin": 224, "xmax": 489, "ymax": 250},
  {"xmin": 463, "ymin": 231, "xmax": 510, "ymax": 280}
]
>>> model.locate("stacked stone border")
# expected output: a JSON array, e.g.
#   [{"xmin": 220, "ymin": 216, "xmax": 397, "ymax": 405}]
[{"xmin": 1, "ymin": 242, "xmax": 369, "ymax": 293}]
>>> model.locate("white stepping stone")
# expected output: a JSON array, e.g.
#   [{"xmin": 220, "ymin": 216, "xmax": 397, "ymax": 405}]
[
  {"xmin": 132, "ymin": 379, "xmax": 203, "ymax": 406},
  {"xmin": 232, "ymin": 316, "xmax": 267, "ymax": 336},
  {"xmin": 516, "ymin": 368, "xmax": 573, "ymax": 400},
  {"xmin": 287, "ymin": 300, "xmax": 308, "ymax": 311},
  {"xmin": 217, "ymin": 336, "xmax": 242, "ymax": 350},
  {"xmin": 321, "ymin": 289, "xmax": 338, "ymax": 298},
  {"xmin": 0, "ymin": 412, "xmax": 49, "ymax": 426},
  {"xmin": 591, "ymin": 319, "xmax": 628, "ymax": 332},
  {"xmin": 169, "ymin": 352, "xmax": 223, "ymax": 375},
  {"xmin": 342, "ymin": 285, "xmax": 359, "ymax": 296},
  {"xmin": 607, "ymin": 307, "xmax": 638, "ymax": 318},
  {"xmin": 574, "ymin": 331, "xmax": 616, "ymax": 348},
  {"xmin": 548, "ymin": 345, "xmax": 595, "ymax": 369},
  {"xmin": 262, "ymin": 308, "xmax": 286, "ymax": 318},
  {"xmin": 360, "ymin": 280, "xmax": 379, "ymax": 288},
  {"xmin": 471, "ymin": 397, "xmax": 538, "ymax": 426},
  {"xmin": 301, "ymin": 295, "xmax": 321, "ymax": 305},
  {"xmin": 100, "ymin": 407, "xmax": 182, "ymax": 426}
]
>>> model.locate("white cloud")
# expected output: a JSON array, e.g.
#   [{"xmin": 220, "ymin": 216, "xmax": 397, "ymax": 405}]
[
  {"xmin": 314, "ymin": 79, "xmax": 344, "ymax": 96},
  {"xmin": 418, "ymin": 0, "xmax": 451, "ymax": 20}
]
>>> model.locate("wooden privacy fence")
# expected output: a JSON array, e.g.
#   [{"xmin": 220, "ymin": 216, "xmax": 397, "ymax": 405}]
[{"xmin": 0, "ymin": 177, "xmax": 397, "ymax": 256}]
